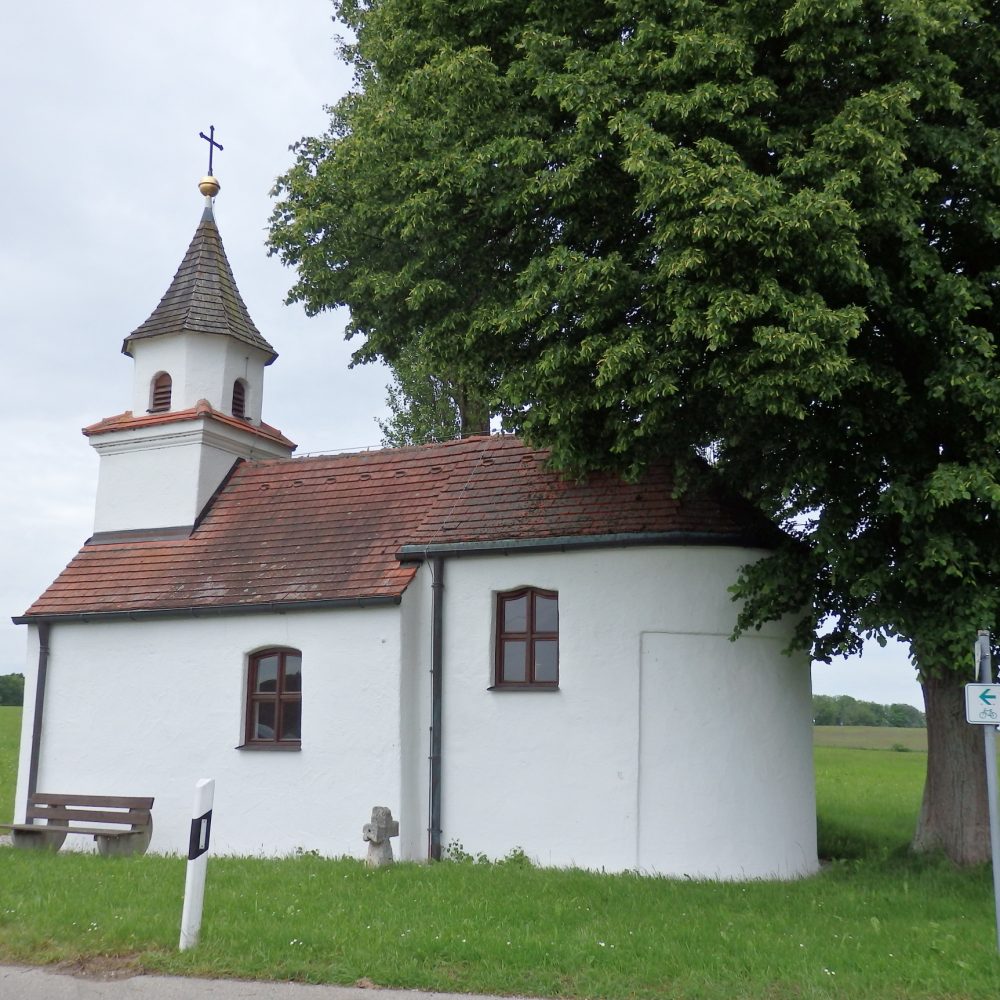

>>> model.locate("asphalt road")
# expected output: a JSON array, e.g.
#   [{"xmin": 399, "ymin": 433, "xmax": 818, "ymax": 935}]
[{"xmin": 0, "ymin": 966, "xmax": 546, "ymax": 1000}]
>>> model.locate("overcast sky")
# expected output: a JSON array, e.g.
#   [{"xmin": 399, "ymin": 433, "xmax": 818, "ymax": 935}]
[{"xmin": 0, "ymin": 1, "xmax": 926, "ymax": 709}]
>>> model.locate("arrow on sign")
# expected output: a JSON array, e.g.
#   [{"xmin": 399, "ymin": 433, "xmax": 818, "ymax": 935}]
[{"xmin": 980, "ymin": 689, "xmax": 998, "ymax": 706}]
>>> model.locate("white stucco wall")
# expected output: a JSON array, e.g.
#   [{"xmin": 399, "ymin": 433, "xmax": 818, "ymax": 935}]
[
  {"xmin": 397, "ymin": 566, "xmax": 432, "ymax": 861},
  {"xmin": 433, "ymin": 546, "xmax": 817, "ymax": 880},
  {"xmin": 15, "ymin": 607, "xmax": 404, "ymax": 858},
  {"xmin": 15, "ymin": 544, "xmax": 817, "ymax": 878},
  {"xmin": 90, "ymin": 419, "xmax": 291, "ymax": 534},
  {"xmin": 637, "ymin": 630, "xmax": 815, "ymax": 878},
  {"xmin": 129, "ymin": 334, "xmax": 269, "ymax": 423}
]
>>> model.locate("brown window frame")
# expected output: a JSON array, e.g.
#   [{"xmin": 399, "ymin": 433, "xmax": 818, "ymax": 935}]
[
  {"xmin": 493, "ymin": 587, "xmax": 559, "ymax": 689},
  {"xmin": 232, "ymin": 378, "xmax": 248, "ymax": 420},
  {"xmin": 149, "ymin": 372, "xmax": 172, "ymax": 413},
  {"xmin": 244, "ymin": 648, "xmax": 302, "ymax": 748}
]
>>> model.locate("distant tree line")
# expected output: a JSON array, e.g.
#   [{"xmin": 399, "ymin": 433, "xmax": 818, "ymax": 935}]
[
  {"xmin": 813, "ymin": 694, "xmax": 925, "ymax": 729},
  {"xmin": 0, "ymin": 674, "xmax": 24, "ymax": 706}
]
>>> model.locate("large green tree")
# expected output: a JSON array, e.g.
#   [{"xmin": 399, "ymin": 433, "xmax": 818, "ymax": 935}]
[{"xmin": 269, "ymin": 0, "xmax": 1000, "ymax": 862}]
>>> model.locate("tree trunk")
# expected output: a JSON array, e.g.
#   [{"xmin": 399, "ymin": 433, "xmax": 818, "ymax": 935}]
[
  {"xmin": 912, "ymin": 675, "xmax": 991, "ymax": 864},
  {"xmin": 457, "ymin": 393, "xmax": 490, "ymax": 438}
]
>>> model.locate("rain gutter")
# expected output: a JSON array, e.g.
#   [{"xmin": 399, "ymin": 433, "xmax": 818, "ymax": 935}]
[
  {"xmin": 26, "ymin": 621, "xmax": 50, "ymax": 800},
  {"xmin": 398, "ymin": 529, "xmax": 772, "ymax": 562},
  {"xmin": 12, "ymin": 595, "xmax": 401, "ymax": 626},
  {"xmin": 428, "ymin": 556, "xmax": 444, "ymax": 861}
]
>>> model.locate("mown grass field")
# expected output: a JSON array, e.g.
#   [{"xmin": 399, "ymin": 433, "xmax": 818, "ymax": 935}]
[
  {"xmin": 0, "ymin": 707, "xmax": 20, "ymax": 825},
  {"xmin": 1, "ymin": 717, "xmax": 999, "ymax": 999},
  {"xmin": 814, "ymin": 724, "xmax": 928, "ymax": 751}
]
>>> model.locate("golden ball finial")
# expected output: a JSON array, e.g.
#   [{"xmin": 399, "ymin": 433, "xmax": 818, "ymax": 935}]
[{"xmin": 198, "ymin": 175, "xmax": 221, "ymax": 198}]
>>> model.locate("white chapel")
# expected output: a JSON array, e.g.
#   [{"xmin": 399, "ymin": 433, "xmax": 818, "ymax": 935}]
[{"xmin": 10, "ymin": 172, "xmax": 819, "ymax": 879}]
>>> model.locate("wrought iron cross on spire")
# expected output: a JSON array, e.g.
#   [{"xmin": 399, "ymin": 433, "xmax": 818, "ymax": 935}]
[{"xmin": 198, "ymin": 125, "xmax": 223, "ymax": 175}]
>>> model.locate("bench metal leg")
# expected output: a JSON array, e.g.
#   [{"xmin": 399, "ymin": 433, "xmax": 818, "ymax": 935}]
[{"xmin": 11, "ymin": 828, "xmax": 67, "ymax": 852}]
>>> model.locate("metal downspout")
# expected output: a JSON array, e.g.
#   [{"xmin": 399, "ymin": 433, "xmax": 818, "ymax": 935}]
[
  {"xmin": 26, "ymin": 622, "xmax": 50, "ymax": 799},
  {"xmin": 428, "ymin": 556, "xmax": 444, "ymax": 860}
]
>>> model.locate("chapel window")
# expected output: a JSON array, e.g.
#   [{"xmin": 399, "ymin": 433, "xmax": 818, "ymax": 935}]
[
  {"xmin": 149, "ymin": 372, "xmax": 172, "ymax": 412},
  {"xmin": 245, "ymin": 648, "xmax": 302, "ymax": 747},
  {"xmin": 494, "ymin": 588, "xmax": 559, "ymax": 687},
  {"xmin": 232, "ymin": 378, "xmax": 248, "ymax": 420}
]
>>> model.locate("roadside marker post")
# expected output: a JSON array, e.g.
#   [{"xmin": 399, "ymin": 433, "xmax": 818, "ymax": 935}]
[
  {"xmin": 970, "ymin": 632, "xmax": 1000, "ymax": 955},
  {"xmin": 179, "ymin": 778, "xmax": 215, "ymax": 951}
]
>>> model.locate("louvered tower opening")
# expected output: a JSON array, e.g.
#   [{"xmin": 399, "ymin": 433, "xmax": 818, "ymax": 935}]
[
  {"xmin": 150, "ymin": 373, "xmax": 172, "ymax": 412},
  {"xmin": 232, "ymin": 379, "xmax": 247, "ymax": 419}
]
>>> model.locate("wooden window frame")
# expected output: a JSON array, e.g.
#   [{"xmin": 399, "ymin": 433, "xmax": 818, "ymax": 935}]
[
  {"xmin": 492, "ymin": 587, "xmax": 559, "ymax": 689},
  {"xmin": 244, "ymin": 648, "xmax": 302, "ymax": 748},
  {"xmin": 149, "ymin": 372, "xmax": 172, "ymax": 413}
]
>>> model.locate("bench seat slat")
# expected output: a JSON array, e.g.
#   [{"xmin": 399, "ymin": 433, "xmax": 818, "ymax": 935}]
[
  {"xmin": 1, "ymin": 823, "xmax": 141, "ymax": 838},
  {"xmin": 27, "ymin": 806, "xmax": 150, "ymax": 826},
  {"xmin": 30, "ymin": 794, "xmax": 154, "ymax": 809}
]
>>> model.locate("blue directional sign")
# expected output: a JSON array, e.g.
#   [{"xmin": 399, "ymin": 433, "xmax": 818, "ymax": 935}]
[{"xmin": 966, "ymin": 684, "xmax": 1000, "ymax": 724}]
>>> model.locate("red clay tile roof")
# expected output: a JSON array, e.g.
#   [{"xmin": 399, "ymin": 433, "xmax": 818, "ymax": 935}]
[
  {"xmin": 83, "ymin": 399, "xmax": 296, "ymax": 451},
  {"xmin": 122, "ymin": 206, "xmax": 277, "ymax": 362},
  {"xmin": 22, "ymin": 436, "xmax": 778, "ymax": 619}
]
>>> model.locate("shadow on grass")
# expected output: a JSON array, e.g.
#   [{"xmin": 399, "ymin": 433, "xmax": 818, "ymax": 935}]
[{"xmin": 816, "ymin": 816, "xmax": 911, "ymax": 862}]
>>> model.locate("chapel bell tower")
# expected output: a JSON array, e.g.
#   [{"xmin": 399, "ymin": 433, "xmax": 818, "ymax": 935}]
[{"xmin": 85, "ymin": 155, "xmax": 295, "ymax": 538}]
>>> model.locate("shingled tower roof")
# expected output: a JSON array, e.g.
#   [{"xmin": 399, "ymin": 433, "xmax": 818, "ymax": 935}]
[{"xmin": 122, "ymin": 202, "xmax": 277, "ymax": 363}]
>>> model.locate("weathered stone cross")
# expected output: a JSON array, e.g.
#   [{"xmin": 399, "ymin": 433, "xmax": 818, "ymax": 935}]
[{"xmin": 362, "ymin": 806, "xmax": 399, "ymax": 867}]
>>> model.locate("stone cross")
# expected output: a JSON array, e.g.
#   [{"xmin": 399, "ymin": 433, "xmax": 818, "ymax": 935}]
[{"xmin": 362, "ymin": 806, "xmax": 399, "ymax": 867}]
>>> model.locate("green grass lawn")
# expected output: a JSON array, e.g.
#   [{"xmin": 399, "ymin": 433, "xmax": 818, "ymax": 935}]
[
  {"xmin": 814, "ymin": 724, "xmax": 929, "ymax": 861},
  {"xmin": 1, "ymin": 722, "xmax": 999, "ymax": 999},
  {"xmin": 815, "ymin": 744, "xmax": 927, "ymax": 859},
  {"xmin": 0, "ymin": 706, "xmax": 21, "ymax": 824}
]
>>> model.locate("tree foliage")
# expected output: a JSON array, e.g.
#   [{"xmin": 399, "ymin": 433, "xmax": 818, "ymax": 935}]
[
  {"xmin": 378, "ymin": 344, "xmax": 490, "ymax": 447},
  {"xmin": 0, "ymin": 673, "xmax": 24, "ymax": 707},
  {"xmin": 813, "ymin": 694, "xmax": 925, "ymax": 728},
  {"xmin": 269, "ymin": 0, "xmax": 1000, "ymax": 860},
  {"xmin": 379, "ymin": 346, "xmax": 462, "ymax": 447},
  {"xmin": 271, "ymin": 0, "xmax": 1000, "ymax": 665}
]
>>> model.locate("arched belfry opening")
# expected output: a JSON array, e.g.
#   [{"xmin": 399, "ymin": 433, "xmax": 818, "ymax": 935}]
[
  {"xmin": 150, "ymin": 372, "xmax": 172, "ymax": 413},
  {"xmin": 232, "ymin": 378, "xmax": 248, "ymax": 420}
]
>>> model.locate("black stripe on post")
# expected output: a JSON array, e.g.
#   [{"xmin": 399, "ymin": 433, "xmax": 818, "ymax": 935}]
[{"xmin": 188, "ymin": 809, "xmax": 213, "ymax": 860}]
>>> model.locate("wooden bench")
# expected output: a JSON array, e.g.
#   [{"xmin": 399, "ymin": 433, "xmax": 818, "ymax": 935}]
[{"xmin": 1, "ymin": 793, "xmax": 154, "ymax": 857}]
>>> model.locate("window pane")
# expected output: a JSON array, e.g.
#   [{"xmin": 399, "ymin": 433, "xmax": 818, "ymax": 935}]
[
  {"xmin": 253, "ymin": 701, "xmax": 275, "ymax": 741},
  {"xmin": 502, "ymin": 640, "xmax": 527, "ymax": 682},
  {"xmin": 281, "ymin": 701, "xmax": 302, "ymax": 741},
  {"xmin": 284, "ymin": 654, "xmax": 302, "ymax": 692},
  {"xmin": 503, "ymin": 594, "xmax": 527, "ymax": 632},
  {"xmin": 255, "ymin": 655, "xmax": 279, "ymax": 692},
  {"xmin": 534, "ymin": 640, "xmax": 558, "ymax": 682},
  {"xmin": 534, "ymin": 594, "xmax": 558, "ymax": 633}
]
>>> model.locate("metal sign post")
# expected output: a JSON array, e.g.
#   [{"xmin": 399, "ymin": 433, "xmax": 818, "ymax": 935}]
[
  {"xmin": 973, "ymin": 632, "xmax": 1000, "ymax": 954},
  {"xmin": 179, "ymin": 778, "xmax": 215, "ymax": 951}
]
